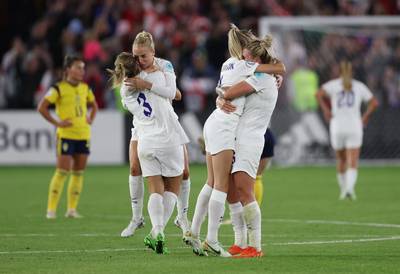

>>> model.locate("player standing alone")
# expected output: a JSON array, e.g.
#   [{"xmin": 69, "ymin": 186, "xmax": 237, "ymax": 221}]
[
  {"xmin": 38, "ymin": 55, "xmax": 98, "ymax": 219},
  {"xmin": 316, "ymin": 61, "xmax": 378, "ymax": 200}
]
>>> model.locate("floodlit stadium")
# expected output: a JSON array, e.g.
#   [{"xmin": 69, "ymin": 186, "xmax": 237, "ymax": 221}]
[{"xmin": 1, "ymin": 1, "xmax": 399, "ymax": 273}]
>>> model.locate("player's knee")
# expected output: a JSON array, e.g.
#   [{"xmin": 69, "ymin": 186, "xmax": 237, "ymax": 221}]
[
  {"xmin": 182, "ymin": 169, "xmax": 190, "ymax": 180},
  {"xmin": 130, "ymin": 164, "xmax": 141, "ymax": 176}
]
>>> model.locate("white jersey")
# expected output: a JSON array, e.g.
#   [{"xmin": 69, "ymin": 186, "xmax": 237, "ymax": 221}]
[
  {"xmin": 121, "ymin": 70, "xmax": 188, "ymax": 149},
  {"xmin": 322, "ymin": 78, "xmax": 373, "ymax": 128},
  {"xmin": 203, "ymin": 57, "xmax": 258, "ymax": 154},
  {"xmin": 216, "ymin": 57, "xmax": 259, "ymax": 116},
  {"xmin": 236, "ymin": 72, "xmax": 278, "ymax": 146}
]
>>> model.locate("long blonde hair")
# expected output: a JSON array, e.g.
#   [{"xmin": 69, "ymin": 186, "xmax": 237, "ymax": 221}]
[
  {"xmin": 133, "ymin": 30, "xmax": 155, "ymax": 51},
  {"xmin": 107, "ymin": 52, "xmax": 140, "ymax": 87},
  {"xmin": 340, "ymin": 61, "xmax": 352, "ymax": 91},
  {"xmin": 245, "ymin": 35, "xmax": 275, "ymax": 64},
  {"xmin": 228, "ymin": 24, "xmax": 255, "ymax": 60}
]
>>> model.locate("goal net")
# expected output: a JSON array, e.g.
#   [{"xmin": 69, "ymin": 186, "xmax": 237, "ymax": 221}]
[{"xmin": 258, "ymin": 16, "xmax": 400, "ymax": 165}]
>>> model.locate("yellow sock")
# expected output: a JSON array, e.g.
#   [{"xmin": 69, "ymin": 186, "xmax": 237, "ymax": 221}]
[
  {"xmin": 254, "ymin": 175, "xmax": 263, "ymax": 205},
  {"xmin": 47, "ymin": 169, "xmax": 69, "ymax": 212},
  {"xmin": 67, "ymin": 170, "xmax": 84, "ymax": 211}
]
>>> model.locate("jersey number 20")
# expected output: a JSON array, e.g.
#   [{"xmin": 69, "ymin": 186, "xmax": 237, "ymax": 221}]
[
  {"xmin": 337, "ymin": 91, "xmax": 354, "ymax": 108},
  {"xmin": 137, "ymin": 92, "xmax": 153, "ymax": 117}
]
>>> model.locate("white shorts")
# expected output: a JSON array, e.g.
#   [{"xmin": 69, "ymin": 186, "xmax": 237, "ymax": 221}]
[
  {"xmin": 137, "ymin": 143, "xmax": 184, "ymax": 177},
  {"xmin": 130, "ymin": 127, "xmax": 138, "ymax": 141},
  {"xmin": 203, "ymin": 112, "xmax": 238, "ymax": 155},
  {"xmin": 330, "ymin": 122, "xmax": 363, "ymax": 150},
  {"xmin": 231, "ymin": 144, "xmax": 263, "ymax": 179}
]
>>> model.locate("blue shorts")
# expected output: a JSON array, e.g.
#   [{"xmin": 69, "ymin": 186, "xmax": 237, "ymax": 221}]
[
  {"xmin": 57, "ymin": 138, "xmax": 90, "ymax": 155},
  {"xmin": 260, "ymin": 128, "xmax": 275, "ymax": 159}
]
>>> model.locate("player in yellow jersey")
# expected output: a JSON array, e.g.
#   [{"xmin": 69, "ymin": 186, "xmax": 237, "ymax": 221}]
[{"xmin": 37, "ymin": 55, "xmax": 98, "ymax": 219}]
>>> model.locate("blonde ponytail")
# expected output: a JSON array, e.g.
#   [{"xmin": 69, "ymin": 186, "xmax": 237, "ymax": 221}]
[
  {"xmin": 228, "ymin": 24, "xmax": 255, "ymax": 59},
  {"xmin": 245, "ymin": 35, "xmax": 275, "ymax": 64},
  {"xmin": 340, "ymin": 61, "xmax": 353, "ymax": 91}
]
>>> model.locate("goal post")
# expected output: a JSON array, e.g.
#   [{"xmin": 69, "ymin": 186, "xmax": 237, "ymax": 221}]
[{"xmin": 258, "ymin": 16, "xmax": 400, "ymax": 165}]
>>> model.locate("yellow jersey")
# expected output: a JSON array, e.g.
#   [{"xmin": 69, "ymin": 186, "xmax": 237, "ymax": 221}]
[{"xmin": 45, "ymin": 81, "xmax": 95, "ymax": 140}]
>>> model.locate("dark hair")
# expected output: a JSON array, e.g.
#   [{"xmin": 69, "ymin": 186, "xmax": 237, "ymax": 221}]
[{"xmin": 63, "ymin": 55, "xmax": 84, "ymax": 70}]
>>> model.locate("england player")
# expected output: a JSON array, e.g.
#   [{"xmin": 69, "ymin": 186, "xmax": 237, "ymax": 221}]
[
  {"xmin": 187, "ymin": 25, "xmax": 285, "ymax": 257},
  {"xmin": 109, "ymin": 52, "xmax": 189, "ymax": 254},
  {"xmin": 316, "ymin": 61, "xmax": 378, "ymax": 200},
  {"xmin": 216, "ymin": 36, "xmax": 279, "ymax": 258},
  {"xmin": 120, "ymin": 31, "xmax": 192, "ymax": 239}
]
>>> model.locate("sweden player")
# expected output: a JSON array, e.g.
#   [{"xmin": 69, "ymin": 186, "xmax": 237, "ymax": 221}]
[
  {"xmin": 119, "ymin": 31, "xmax": 192, "ymax": 239},
  {"xmin": 316, "ymin": 61, "xmax": 378, "ymax": 200},
  {"xmin": 37, "ymin": 55, "xmax": 98, "ymax": 219},
  {"xmin": 109, "ymin": 52, "xmax": 189, "ymax": 254},
  {"xmin": 186, "ymin": 25, "xmax": 285, "ymax": 257}
]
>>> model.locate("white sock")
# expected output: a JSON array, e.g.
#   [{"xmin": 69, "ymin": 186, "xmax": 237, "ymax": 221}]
[
  {"xmin": 191, "ymin": 183, "xmax": 212, "ymax": 238},
  {"xmin": 337, "ymin": 172, "xmax": 346, "ymax": 195},
  {"xmin": 243, "ymin": 201, "xmax": 261, "ymax": 251},
  {"xmin": 229, "ymin": 202, "xmax": 247, "ymax": 248},
  {"xmin": 206, "ymin": 189, "xmax": 227, "ymax": 244},
  {"xmin": 163, "ymin": 191, "xmax": 177, "ymax": 227},
  {"xmin": 128, "ymin": 175, "xmax": 144, "ymax": 221},
  {"xmin": 148, "ymin": 193, "xmax": 164, "ymax": 237},
  {"xmin": 177, "ymin": 178, "xmax": 190, "ymax": 221},
  {"xmin": 346, "ymin": 168, "xmax": 358, "ymax": 193}
]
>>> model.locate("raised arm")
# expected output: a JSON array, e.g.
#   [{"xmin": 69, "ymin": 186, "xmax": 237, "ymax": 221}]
[
  {"xmin": 316, "ymin": 88, "xmax": 332, "ymax": 122},
  {"xmin": 255, "ymin": 61, "xmax": 286, "ymax": 75},
  {"xmin": 124, "ymin": 70, "xmax": 177, "ymax": 100}
]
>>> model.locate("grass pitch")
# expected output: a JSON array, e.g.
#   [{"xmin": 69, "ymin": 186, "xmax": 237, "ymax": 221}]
[{"xmin": 0, "ymin": 165, "xmax": 399, "ymax": 273}]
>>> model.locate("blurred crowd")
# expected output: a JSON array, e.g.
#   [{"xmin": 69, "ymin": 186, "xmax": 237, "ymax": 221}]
[{"xmin": 0, "ymin": 0, "xmax": 399, "ymax": 112}]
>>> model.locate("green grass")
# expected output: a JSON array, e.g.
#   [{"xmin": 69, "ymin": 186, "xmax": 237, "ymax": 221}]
[{"xmin": 0, "ymin": 165, "xmax": 399, "ymax": 273}]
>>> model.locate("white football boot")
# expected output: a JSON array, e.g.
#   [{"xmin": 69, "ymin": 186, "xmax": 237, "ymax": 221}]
[{"xmin": 121, "ymin": 217, "xmax": 145, "ymax": 237}]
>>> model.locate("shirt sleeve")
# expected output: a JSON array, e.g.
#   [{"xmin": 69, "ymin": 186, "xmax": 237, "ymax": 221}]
[
  {"xmin": 150, "ymin": 70, "xmax": 177, "ymax": 100},
  {"xmin": 44, "ymin": 86, "xmax": 60, "ymax": 103},
  {"xmin": 244, "ymin": 73, "xmax": 267, "ymax": 92},
  {"xmin": 321, "ymin": 80, "xmax": 335, "ymax": 97},
  {"xmin": 237, "ymin": 60, "xmax": 259, "ymax": 76}
]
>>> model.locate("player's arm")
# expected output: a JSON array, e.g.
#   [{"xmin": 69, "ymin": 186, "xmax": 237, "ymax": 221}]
[
  {"xmin": 255, "ymin": 60, "xmax": 286, "ymax": 75},
  {"xmin": 37, "ymin": 98, "xmax": 72, "ymax": 128},
  {"xmin": 216, "ymin": 96, "xmax": 236, "ymax": 113},
  {"xmin": 174, "ymin": 88, "xmax": 182, "ymax": 101},
  {"xmin": 218, "ymin": 81, "xmax": 254, "ymax": 100},
  {"xmin": 86, "ymin": 100, "xmax": 98, "ymax": 125},
  {"xmin": 362, "ymin": 96, "xmax": 378, "ymax": 127},
  {"xmin": 124, "ymin": 72, "xmax": 176, "ymax": 100},
  {"xmin": 316, "ymin": 88, "xmax": 332, "ymax": 122}
]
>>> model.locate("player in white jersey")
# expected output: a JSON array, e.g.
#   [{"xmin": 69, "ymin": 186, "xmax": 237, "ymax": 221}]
[
  {"xmin": 214, "ymin": 37, "xmax": 278, "ymax": 258},
  {"xmin": 186, "ymin": 25, "xmax": 285, "ymax": 257},
  {"xmin": 119, "ymin": 31, "xmax": 192, "ymax": 240},
  {"xmin": 316, "ymin": 61, "xmax": 378, "ymax": 200},
  {"xmin": 109, "ymin": 51, "xmax": 189, "ymax": 254}
]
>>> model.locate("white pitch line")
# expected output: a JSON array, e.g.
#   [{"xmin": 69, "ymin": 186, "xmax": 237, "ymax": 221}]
[
  {"xmin": 268, "ymin": 219, "xmax": 400, "ymax": 229},
  {"xmin": 2, "ymin": 236, "xmax": 400, "ymax": 255},
  {"xmin": 272, "ymin": 236, "xmax": 400, "ymax": 246}
]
